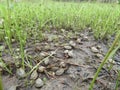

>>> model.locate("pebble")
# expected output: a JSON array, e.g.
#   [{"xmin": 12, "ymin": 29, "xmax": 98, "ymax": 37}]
[
  {"xmin": 61, "ymin": 28, "xmax": 65, "ymax": 32},
  {"xmin": 55, "ymin": 68, "xmax": 65, "ymax": 76},
  {"xmin": 82, "ymin": 36, "xmax": 89, "ymax": 41},
  {"xmin": 8, "ymin": 85, "xmax": 16, "ymax": 90},
  {"xmin": 51, "ymin": 66, "xmax": 59, "ymax": 71},
  {"xmin": 51, "ymin": 51, "xmax": 56, "ymax": 55},
  {"xmin": 0, "ymin": 46, "xmax": 5, "ymax": 51},
  {"xmin": 76, "ymin": 38, "xmax": 82, "ymax": 44},
  {"xmin": 108, "ymin": 59, "xmax": 116, "ymax": 64},
  {"xmin": 35, "ymin": 78, "xmax": 44, "ymax": 88},
  {"xmin": 68, "ymin": 50, "xmax": 74, "ymax": 57},
  {"xmin": 60, "ymin": 62, "xmax": 66, "ymax": 68},
  {"xmin": 38, "ymin": 66, "xmax": 45, "ymax": 73},
  {"xmin": 30, "ymin": 70, "xmax": 38, "ymax": 80},
  {"xmin": 0, "ymin": 62, "xmax": 5, "ymax": 68},
  {"xmin": 80, "ymin": 33, "xmax": 84, "ymax": 37},
  {"xmin": 44, "ymin": 58, "xmax": 49, "ymax": 65},
  {"xmin": 64, "ymin": 45, "xmax": 72, "ymax": 50},
  {"xmin": 96, "ymin": 53, "xmax": 103, "ymax": 59},
  {"xmin": 16, "ymin": 68, "xmax": 25, "ymax": 78},
  {"xmin": 64, "ymin": 50, "xmax": 69, "ymax": 54},
  {"xmin": 48, "ymin": 35, "xmax": 58, "ymax": 42},
  {"xmin": 16, "ymin": 48, "xmax": 20, "ymax": 52},
  {"xmin": 97, "ymin": 45, "xmax": 101, "ymax": 49},
  {"xmin": 69, "ymin": 41, "xmax": 76, "ymax": 47},
  {"xmin": 91, "ymin": 47, "xmax": 99, "ymax": 53},
  {"xmin": 40, "ymin": 52, "xmax": 48, "ymax": 57},
  {"xmin": 11, "ymin": 39, "xmax": 16, "ymax": 43},
  {"xmin": 44, "ymin": 45, "xmax": 50, "ymax": 50}
]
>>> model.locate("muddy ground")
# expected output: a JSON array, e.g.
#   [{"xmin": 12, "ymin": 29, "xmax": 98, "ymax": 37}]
[{"xmin": 1, "ymin": 28, "xmax": 120, "ymax": 90}]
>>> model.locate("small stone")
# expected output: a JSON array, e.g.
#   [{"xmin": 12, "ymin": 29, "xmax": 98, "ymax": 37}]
[
  {"xmin": 38, "ymin": 66, "xmax": 45, "ymax": 73},
  {"xmin": 82, "ymin": 36, "xmax": 89, "ymax": 41},
  {"xmin": 108, "ymin": 59, "xmax": 116, "ymax": 64},
  {"xmin": 35, "ymin": 46, "xmax": 41, "ymax": 51},
  {"xmin": 8, "ymin": 85, "xmax": 16, "ymax": 90},
  {"xmin": 35, "ymin": 78, "xmax": 44, "ymax": 88},
  {"xmin": 60, "ymin": 62, "xmax": 66, "ymax": 68},
  {"xmin": 5, "ymin": 37, "xmax": 9, "ymax": 40},
  {"xmin": 47, "ymin": 35, "xmax": 58, "ymax": 42},
  {"xmin": 64, "ymin": 50, "xmax": 69, "ymax": 54},
  {"xmin": 69, "ymin": 74, "xmax": 76, "ymax": 79},
  {"xmin": 48, "ymin": 71, "xmax": 55, "ymax": 76},
  {"xmin": 76, "ymin": 67, "xmax": 82, "ymax": 72},
  {"xmin": 40, "ymin": 52, "xmax": 48, "ymax": 57},
  {"xmin": 51, "ymin": 67, "xmax": 59, "ymax": 71},
  {"xmin": 91, "ymin": 47, "xmax": 99, "ymax": 53},
  {"xmin": 44, "ymin": 58, "xmax": 49, "ymax": 65},
  {"xmin": 30, "ymin": 70, "xmax": 38, "ymax": 80},
  {"xmin": 51, "ymin": 51, "xmax": 56, "ymax": 55},
  {"xmin": 76, "ymin": 38, "xmax": 82, "ymax": 44},
  {"xmin": 97, "ymin": 45, "xmax": 101, "ymax": 49},
  {"xmin": 80, "ymin": 33, "xmax": 84, "ymax": 37},
  {"xmin": 16, "ymin": 68, "xmax": 25, "ymax": 78},
  {"xmin": 88, "ymin": 27, "xmax": 92, "ymax": 30},
  {"xmin": 68, "ymin": 50, "xmax": 74, "ymax": 57},
  {"xmin": 11, "ymin": 39, "xmax": 16, "ymax": 43},
  {"xmin": 16, "ymin": 48, "xmax": 20, "ymax": 52},
  {"xmin": 0, "ymin": 46, "xmax": 5, "ymax": 51},
  {"xmin": 96, "ymin": 53, "xmax": 103, "ymax": 59},
  {"xmin": 0, "ymin": 62, "xmax": 5, "ymax": 68},
  {"xmin": 44, "ymin": 45, "xmax": 51, "ymax": 50},
  {"xmin": 55, "ymin": 68, "xmax": 65, "ymax": 76},
  {"xmin": 64, "ymin": 45, "xmax": 72, "ymax": 50},
  {"xmin": 61, "ymin": 29, "xmax": 65, "ymax": 33},
  {"xmin": 69, "ymin": 41, "xmax": 76, "ymax": 47},
  {"xmin": 14, "ymin": 56, "xmax": 20, "ymax": 59}
]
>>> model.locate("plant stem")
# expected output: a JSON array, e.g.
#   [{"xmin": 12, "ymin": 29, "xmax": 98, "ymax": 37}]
[{"xmin": 89, "ymin": 30, "xmax": 120, "ymax": 90}]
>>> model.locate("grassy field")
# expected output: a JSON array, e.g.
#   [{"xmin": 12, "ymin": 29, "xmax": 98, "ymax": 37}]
[
  {"xmin": 0, "ymin": 0, "xmax": 120, "ymax": 90},
  {"xmin": 0, "ymin": 0, "xmax": 120, "ymax": 41}
]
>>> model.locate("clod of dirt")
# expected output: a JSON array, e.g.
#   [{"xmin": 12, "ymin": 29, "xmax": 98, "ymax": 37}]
[
  {"xmin": 91, "ymin": 47, "xmax": 99, "ymax": 53},
  {"xmin": 55, "ymin": 68, "xmax": 65, "ymax": 76},
  {"xmin": 30, "ymin": 70, "xmax": 38, "ymax": 80},
  {"xmin": 64, "ymin": 45, "xmax": 72, "ymax": 50},
  {"xmin": 16, "ymin": 68, "xmax": 26, "ymax": 78},
  {"xmin": 35, "ymin": 78, "xmax": 44, "ymax": 88},
  {"xmin": 38, "ymin": 66, "xmax": 45, "ymax": 73}
]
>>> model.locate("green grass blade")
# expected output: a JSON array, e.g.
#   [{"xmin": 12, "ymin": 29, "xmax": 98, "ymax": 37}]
[{"xmin": 89, "ymin": 30, "xmax": 120, "ymax": 90}]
